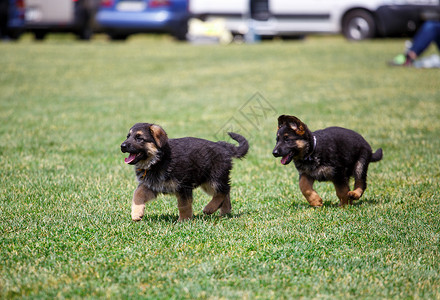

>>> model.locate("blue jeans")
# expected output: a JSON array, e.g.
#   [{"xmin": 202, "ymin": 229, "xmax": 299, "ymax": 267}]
[{"xmin": 410, "ymin": 21, "xmax": 440, "ymax": 56}]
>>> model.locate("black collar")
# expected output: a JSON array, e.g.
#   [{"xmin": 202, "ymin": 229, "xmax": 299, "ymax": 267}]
[{"xmin": 136, "ymin": 168, "xmax": 147, "ymax": 179}]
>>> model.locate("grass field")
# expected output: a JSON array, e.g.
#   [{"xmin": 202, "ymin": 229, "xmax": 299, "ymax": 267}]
[{"xmin": 1, "ymin": 34, "xmax": 439, "ymax": 299}]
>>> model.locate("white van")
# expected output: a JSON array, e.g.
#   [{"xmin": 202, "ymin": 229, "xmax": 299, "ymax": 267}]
[
  {"xmin": 190, "ymin": 0, "xmax": 440, "ymax": 40},
  {"xmin": 24, "ymin": 0, "xmax": 98, "ymax": 40}
]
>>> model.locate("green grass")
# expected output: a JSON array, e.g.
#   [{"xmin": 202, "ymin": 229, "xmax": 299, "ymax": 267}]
[{"xmin": 1, "ymin": 34, "xmax": 439, "ymax": 299}]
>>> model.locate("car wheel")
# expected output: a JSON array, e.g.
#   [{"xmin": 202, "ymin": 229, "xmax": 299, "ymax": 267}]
[
  {"xmin": 7, "ymin": 29, "xmax": 22, "ymax": 40},
  {"xmin": 109, "ymin": 33, "xmax": 128, "ymax": 41},
  {"xmin": 78, "ymin": 26, "xmax": 92, "ymax": 40},
  {"xmin": 342, "ymin": 10, "xmax": 376, "ymax": 40},
  {"xmin": 77, "ymin": 10, "xmax": 92, "ymax": 40},
  {"xmin": 34, "ymin": 30, "xmax": 47, "ymax": 40},
  {"xmin": 172, "ymin": 20, "xmax": 188, "ymax": 41}
]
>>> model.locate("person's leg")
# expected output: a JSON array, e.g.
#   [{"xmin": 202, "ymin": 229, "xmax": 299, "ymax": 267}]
[
  {"xmin": 434, "ymin": 23, "xmax": 440, "ymax": 51},
  {"xmin": 410, "ymin": 21, "xmax": 440, "ymax": 57},
  {"xmin": 388, "ymin": 21, "xmax": 440, "ymax": 66}
]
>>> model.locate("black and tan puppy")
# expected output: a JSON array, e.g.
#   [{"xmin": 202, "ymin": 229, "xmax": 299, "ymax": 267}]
[
  {"xmin": 121, "ymin": 123, "xmax": 249, "ymax": 221},
  {"xmin": 272, "ymin": 115, "xmax": 382, "ymax": 207}
]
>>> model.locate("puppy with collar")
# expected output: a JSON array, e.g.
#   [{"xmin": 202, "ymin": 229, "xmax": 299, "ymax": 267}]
[
  {"xmin": 272, "ymin": 115, "xmax": 382, "ymax": 206},
  {"xmin": 121, "ymin": 123, "xmax": 249, "ymax": 221}
]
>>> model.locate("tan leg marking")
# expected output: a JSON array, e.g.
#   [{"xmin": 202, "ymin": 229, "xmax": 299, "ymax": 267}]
[
  {"xmin": 348, "ymin": 160, "xmax": 367, "ymax": 202},
  {"xmin": 131, "ymin": 184, "xmax": 156, "ymax": 221},
  {"xmin": 177, "ymin": 193, "xmax": 193, "ymax": 221},
  {"xmin": 334, "ymin": 183, "xmax": 350, "ymax": 206},
  {"xmin": 219, "ymin": 193, "xmax": 231, "ymax": 216},
  {"xmin": 348, "ymin": 187, "xmax": 363, "ymax": 202},
  {"xmin": 203, "ymin": 193, "xmax": 227, "ymax": 215},
  {"xmin": 348, "ymin": 178, "xmax": 366, "ymax": 202},
  {"xmin": 299, "ymin": 175, "xmax": 323, "ymax": 207}
]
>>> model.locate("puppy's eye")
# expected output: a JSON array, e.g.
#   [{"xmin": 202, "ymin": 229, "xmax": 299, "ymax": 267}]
[
  {"xmin": 135, "ymin": 135, "xmax": 144, "ymax": 142},
  {"xmin": 283, "ymin": 136, "xmax": 290, "ymax": 142}
]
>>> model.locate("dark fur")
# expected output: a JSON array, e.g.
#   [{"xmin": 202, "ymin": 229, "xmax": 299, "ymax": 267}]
[
  {"xmin": 272, "ymin": 115, "xmax": 383, "ymax": 206},
  {"xmin": 121, "ymin": 123, "xmax": 249, "ymax": 221}
]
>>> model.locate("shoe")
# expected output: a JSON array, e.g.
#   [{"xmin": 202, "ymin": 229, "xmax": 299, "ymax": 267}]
[
  {"xmin": 413, "ymin": 54, "xmax": 440, "ymax": 68},
  {"xmin": 388, "ymin": 54, "xmax": 412, "ymax": 66}
]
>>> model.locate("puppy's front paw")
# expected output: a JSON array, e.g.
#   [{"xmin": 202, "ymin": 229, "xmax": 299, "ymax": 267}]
[
  {"xmin": 308, "ymin": 197, "xmax": 323, "ymax": 207},
  {"xmin": 132, "ymin": 215, "xmax": 143, "ymax": 222},
  {"xmin": 178, "ymin": 215, "xmax": 192, "ymax": 222},
  {"xmin": 348, "ymin": 191, "xmax": 361, "ymax": 200},
  {"xmin": 131, "ymin": 207, "xmax": 144, "ymax": 221},
  {"xmin": 131, "ymin": 214, "xmax": 143, "ymax": 222}
]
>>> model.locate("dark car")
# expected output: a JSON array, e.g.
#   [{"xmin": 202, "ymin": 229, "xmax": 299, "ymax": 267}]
[
  {"xmin": 0, "ymin": 0, "xmax": 25, "ymax": 40},
  {"xmin": 96, "ymin": 0, "xmax": 189, "ymax": 40}
]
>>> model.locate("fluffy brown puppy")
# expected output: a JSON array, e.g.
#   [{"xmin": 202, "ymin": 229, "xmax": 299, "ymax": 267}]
[
  {"xmin": 273, "ymin": 115, "xmax": 382, "ymax": 206},
  {"xmin": 121, "ymin": 123, "xmax": 249, "ymax": 221}
]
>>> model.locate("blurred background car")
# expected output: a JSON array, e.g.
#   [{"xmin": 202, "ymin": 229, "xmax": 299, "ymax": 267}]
[
  {"xmin": 24, "ymin": 0, "xmax": 99, "ymax": 40},
  {"xmin": 1, "ymin": 0, "xmax": 100, "ymax": 41},
  {"xmin": 96, "ymin": 0, "xmax": 189, "ymax": 41},
  {"xmin": 0, "ymin": 0, "xmax": 25, "ymax": 40},
  {"xmin": 190, "ymin": 0, "xmax": 440, "ymax": 41}
]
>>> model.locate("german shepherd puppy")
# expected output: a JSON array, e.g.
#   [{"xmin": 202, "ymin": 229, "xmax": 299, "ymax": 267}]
[
  {"xmin": 121, "ymin": 123, "xmax": 249, "ymax": 221},
  {"xmin": 272, "ymin": 115, "xmax": 383, "ymax": 207}
]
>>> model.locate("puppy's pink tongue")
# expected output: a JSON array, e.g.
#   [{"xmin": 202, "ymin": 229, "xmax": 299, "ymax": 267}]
[
  {"xmin": 124, "ymin": 154, "xmax": 137, "ymax": 164},
  {"xmin": 281, "ymin": 155, "xmax": 289, "ymax": 165}
]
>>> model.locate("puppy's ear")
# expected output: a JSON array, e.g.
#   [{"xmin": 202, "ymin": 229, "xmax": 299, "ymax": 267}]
[
  {"xmin": 277, "ymin": 115, "xmax": 306, "ymax": 136},
  {"xmin": 149, "ymin": 124, "xmax": 168, "ymax": 148}
]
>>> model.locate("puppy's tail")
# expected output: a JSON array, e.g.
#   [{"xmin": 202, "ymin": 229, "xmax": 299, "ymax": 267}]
[
  {"xmin": 227, "ymin": 132, "xmax": 249, "ymax": 159},
  {"xmin": 371, "ymin": 148, "xmax": 383, "ymax": 162}
]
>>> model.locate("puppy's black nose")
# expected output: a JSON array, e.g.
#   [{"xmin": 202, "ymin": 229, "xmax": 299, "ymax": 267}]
[
  {"xmin": 121, "ymin": 143, "xmax": 128, "ymax": 153},
  {"xmin": 272, "ymin": 149, "xmax": 279, "ymax": 157}
]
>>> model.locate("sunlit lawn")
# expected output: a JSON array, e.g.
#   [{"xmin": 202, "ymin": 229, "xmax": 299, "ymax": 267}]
[{"xmin": 1, "ymin": 33, "xmax": 439, "ymax": 299}]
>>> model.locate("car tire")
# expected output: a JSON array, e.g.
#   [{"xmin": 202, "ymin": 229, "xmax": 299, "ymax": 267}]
[
  {"xmin": 171, "ymin": 20, "xmax": 188, "ymax": 41},
  {"xmin": 34, "ymin": 30, "xmax": 47, "ymax": 40},
  {"xmin": 109, "ymin": 33, "xmax": 128, "ymax": 41},
  {"xmin": 7, "ymin": 29, "xmax": 22, "ymax": 40},
  {"xmin": 342, "ymin": 10, "xmax": 376, "ymax": 40},
  {"xmin": 78, "ymin": 26, "xmax": 92, "ymax": 40},
  {"xmin": 77, "ymin": 9, "xmax": 92, "ymax": 40}
]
